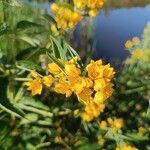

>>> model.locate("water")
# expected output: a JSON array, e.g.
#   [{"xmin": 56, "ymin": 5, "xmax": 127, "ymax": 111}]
[{"xmin": 93, "ymin": 3, "xmax": 150, "ymax": 65}]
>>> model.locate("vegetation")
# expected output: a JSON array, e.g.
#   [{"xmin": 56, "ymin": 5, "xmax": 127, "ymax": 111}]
[{"xmin": 0, "ymin": 0, "xmax": 150, "ymax": 150}]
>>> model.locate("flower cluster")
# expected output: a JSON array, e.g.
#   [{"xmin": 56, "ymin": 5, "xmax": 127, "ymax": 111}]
[
  {"xmin": 73, "ymin": 0, "xmax": 105, "ymax": 17},
  {"xmin": 125, "ymin": 37, "xmax": 140, "ymax": 49},
  {"xmin": 50, "ymin": 0, "xmax": 105, "ymax": 34},
  {"xmin": 51, "ymin": 3, "xmax": 82, "ymax": 34},
  {"xmin": 116, "ymin": 144, "xmax": 138, "ymax": 150},
  {"xmin": 99, "ymin": 117, "xmax": 124, "ymax": 130},
  {"xmin": 25, "ymin": 58, "xmax": 115, "ymax": 122}
]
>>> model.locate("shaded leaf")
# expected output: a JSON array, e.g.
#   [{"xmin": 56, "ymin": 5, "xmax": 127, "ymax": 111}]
[
  {"xmin": 16, "ymin": 60, "xmax": 45, "ymax": 73},
  {"xmin": 16, "ymin": 20, "xmax": 42, "ymax": 29}
]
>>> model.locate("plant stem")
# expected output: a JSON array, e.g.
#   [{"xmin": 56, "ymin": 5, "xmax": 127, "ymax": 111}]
[{"xmin": 17, "ymin": 104, "xmax": 53, "ymax": 117}]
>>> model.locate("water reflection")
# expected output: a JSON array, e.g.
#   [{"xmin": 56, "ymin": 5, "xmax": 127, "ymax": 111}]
[{"xmin": 93, "ymin": 1, "xmax": 150, "ymax": 67}]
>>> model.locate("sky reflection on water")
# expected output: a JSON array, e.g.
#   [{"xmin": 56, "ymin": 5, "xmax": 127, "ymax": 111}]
[{"xmin": 93, "ymin": 4, "xmax": 150, "ymax": 64}]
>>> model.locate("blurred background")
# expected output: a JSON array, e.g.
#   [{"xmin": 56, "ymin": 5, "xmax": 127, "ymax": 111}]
[{"xmin": 24, "ymin": 0, "xmax": 150, "ymax": 68}]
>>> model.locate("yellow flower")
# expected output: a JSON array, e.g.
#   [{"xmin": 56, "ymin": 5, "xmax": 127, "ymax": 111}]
[
  {"xmin": 112, "ymin": 118, "xmax": 124, "ymax": 129},
  {"xmin": 116, "ymin": 144, "xmax": 138, "ymax": 150},
  {"xmin": 51, "ymin": 3, "xmax": 59, "ymax": 13},
  {"xmin": 98, "ymin": 135, "xmax": 105, "ymax": 145},
  {"xmin": 99, "ymin": 120, "xmax": 107, "ymax": 128},
  {"xmin": 82, "ymin": 101, "xmax": 105, "ymax": 122},
  {"xmin": 43, "ymin": 75, "xmax": 53, "ymax": 87},
  {"xmin": 31, "ymin": 70, "xmax": 39, "ymax": 78},
  {"xmin": 25, "ymin": 71, "xmax": 43, "ymax": 96},
  {"xmin": 54, "ymin": 136, "xmax": 63, "ymax": 143},
  {"xmin": 64, "ymin": 63, "xmax": 81, "ymax": 77},
  {"xmin": 73, "ymin": 0, "xmax": 86, "ymax": 8},
  {"xmin": 84, "ymin": 77, "xmax": 93, "ymax": 88},
  {"xmin": 102, "ymin": 83, "xmax": 114, "ymax": 99},
  {"xmin": 86, "ymin": 60, "xmax": 103, "ymax": 80},
  {"xmin": 107, "ymin": 117, "xmax": 113, "ymax": 125},
  {"xmin": 51, "ymin": 4, "xmax": 82, "ymax": 32},
  {"xmin": 125, "ymin": 40, "xmax": 133, "ymax": 49},
  {"xmin": 89, "ymin": 9, "xmax": 97, "ymax": 17},
  {"xmin": 94, "ymin": 91, "xmax": 106, "ymax": 104},
  {"xmin": 50, "ymin": 24, "xmax": 59, "ymax": 36},
  {"xmin": 132, "ymin": 37, "xmax": 140, "ymax": 45},
  {"xmin": 71, "ymin": 76, "xmax": 87, "ymax": 94},
  {"xmin": 82, "ymin": 111, "xmax": 94, "ymax": 122},
  {"xmin": 103, "ymin": 64, "xmax": 115, "ymax": 81},
  {"xmin": 132, "ymin": 49, "xmax": 143, "ymax": 59},
  {"xmin": 54, "ymin": 78, "xmax": 72, "ymax": 97},
  {"xmin": 25, "ymin": 78, "xmax": 42, "ymax": 96},
  {"xmin": 138, "ymin": 127, "xmax": 146, "ymax": 136},
  {"xmin": 77, "ymin": 88, "xmax": 93, "ymax": 104},
  {"xmin": 48, "ymin": 63, "xmax": 61, "ymax": 75},
  {"xmin": 94, "ymin": 83, "xmax": 113, "ymax": 104},
  {"xmin": 94, "ymin": 78, "xmax": 107, "ymax": 91},
  {"xmin": 72, "ymin": 12, "xmax": 82, "ymax": 22}
]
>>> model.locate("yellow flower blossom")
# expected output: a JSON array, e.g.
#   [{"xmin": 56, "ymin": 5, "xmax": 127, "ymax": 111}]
[
  {"xmin": 82, "ymin": 101, "xmax": 105, "ymax": 122},
  {"xmin": 132, "ymin": 37, "xmax": 140, "ymax": 45},
  {"xmin": 98, "ymin": 135, "xmax": 105, "ymax": 145},
  {"xmin": 51, "ymin": 3, "xmax": 82, "ymax": 32},
  {"xmin": 64, "ymin": 63, "xmax": 81, "ymax": 77},
  {"xmin": 43, "ymin": 75, "xmax": 53, "ymax": 87},
  {"xmin": 138, "ymin": 127, "xmax": 146, "ymax": 136},
  {"xmin": 25, "ymin": 71, "xmax": 43, "ymax": 96},
  {"xmin": 89, "ymin": 9, "xmax": 97, "ymax": 17},
  {"xmin": 125, "ymin": 40, "xmax": 133, "ymax": 49},
  {"xmin": 77, "ymin": 88, "xmax": 93, "ymax": 104},
  {"xmin": 99, "ymin": 120, "xmax": 107, "ymax": 128},
  {"xmin": 94, "ymin": 78, "xmax": 107, "ymax": 91},
  {"xmin": 73, "ymin": 0, "xmax": 104, "ymax": 17},
  {"xmin": 132, "ymin": 49, "xmax": 143, "ymax": 59},
  {"xmin": 112, "ymin": 118, "xmax": 124, "ymax": 129},
  {"xmin": 100, "ymin": 118, "xmax": 123, "ymax": 130},
  {"xmin": 24, "ymin": 58, "xmax": 114, "ymax": 122},
  {"xmin": 94, "ymin": 91, "xmax": 106, "ymax": 104},
  {"xmin": 51, "ymin": 3, "xmax": 60, "ymax": 13},
  {"xmin": 84, "ymin": 77, "xmax": 93, "ymax": 88},
  {"xmin": 54, "ymin": 78, "xmax": 72, "ymax": 97},
  {"xmin": 103, "ymin": 64, "xmax": 115, "ymax": 81},
  {"xmin": 48, "ymin": 62, "xmax": 61, "ymax": 75},
  {"xmin": 25, "ymin": 78, "xmax": 42, "ymax": 96},
  {"xmin": 86, "ymin": 60, "xmax": 103, "ymax": 80},
  {"xmin": 116, "ymin": 144, "xmax": 138, "ymax": 150}
]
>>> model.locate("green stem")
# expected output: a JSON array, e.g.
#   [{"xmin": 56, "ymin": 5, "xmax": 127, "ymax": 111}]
[
  {"xmin": 36, "ymin": 142, "xmax": 51, "ymax": 149},
  {"xmin": 17, "ymin": 104, "xmax": 53, "ymax": 117},
  {"xmin": 14, "ymin": 77, "xmax": 32, "ymax": 81},
  {"xmin": 0, "ymin": 103, "xmax": 22, "ymax": 118},
  {"xmin": 121, "ymin": 85, "xmax": 150, "ymax": 94}
]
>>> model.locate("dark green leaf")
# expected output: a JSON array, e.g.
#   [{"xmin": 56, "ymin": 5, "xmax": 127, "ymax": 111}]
[
  {"xmin": 16, "ymin": 60, "xmax": 45, "ymax": 74},
  {"xmin": 16, "ymin": 20, "xmax": 42, "ymax": 29}
]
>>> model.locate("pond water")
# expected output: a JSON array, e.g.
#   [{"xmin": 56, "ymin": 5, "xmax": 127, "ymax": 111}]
[{"xmin": 93, "ymin": 2, "xmax": 150, "ymax": 65}]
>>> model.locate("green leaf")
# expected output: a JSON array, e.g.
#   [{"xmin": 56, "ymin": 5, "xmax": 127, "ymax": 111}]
[
  {"xmin": 64, "ymin": 42, "xmax": 83, "ymax": 68},
  {"xmin": 125, "ymin": 133, "xmax": 149, "ymax": 142},
  {"xmin": 44, "ymin": 14, "xmax": 56, "ymax": 24},
  {"xmin": 0, "ymin": 99, "xmax": 25, "ymax": 118},
  {"xmin": 7, "ymin": 0, "xmax": 22, "ymax": 7},
  {"xmin": 0, "ymin": 24, "xmax": 10, "ymax": 36},
  {"xmin": 20, "ymin": 96, "xmax": 49, "ymax": 111},
  {"xmin": 50, "ymin": 36, "xmax": 67, "ymax": 60},
  {"xmin": 16, "ymin": 20, "xmax": 42, "ymax": 29},
  {"xmin": 18, "ymin": 36, "xmax": 40, "ymax": 47},
  {"xmin": 47, "ymin": 52, "xmax": 65, "ymax": 72},
  {"xmin": 16, "ymin": 60, "xmax": 44, "ymax": 73}
]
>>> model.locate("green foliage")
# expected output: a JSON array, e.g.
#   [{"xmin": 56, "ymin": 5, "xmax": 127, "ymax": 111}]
[{"xmin": 0, "ymin": 0, "xmax": 150, "ymax": 149}]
